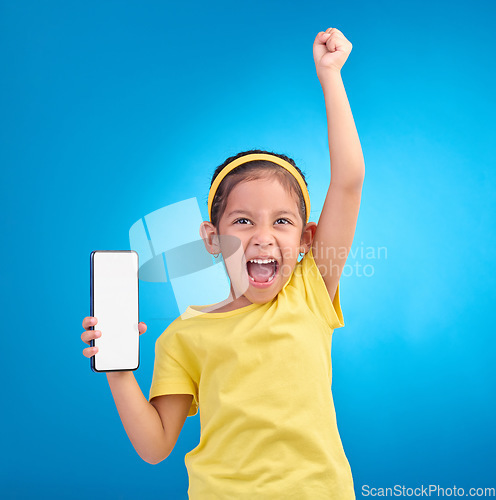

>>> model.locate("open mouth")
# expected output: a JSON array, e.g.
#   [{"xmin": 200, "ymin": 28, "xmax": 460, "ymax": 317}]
[{"xmin": 246, "ymin": 258, "xmax": 279, "ymax": 284}]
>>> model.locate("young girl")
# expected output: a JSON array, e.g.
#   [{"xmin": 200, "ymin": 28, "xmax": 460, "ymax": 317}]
[{"xmin": 81, "ymin": 27, "xmax": 364, "ymax": 499}]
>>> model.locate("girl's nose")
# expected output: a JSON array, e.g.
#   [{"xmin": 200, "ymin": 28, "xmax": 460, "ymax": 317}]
[{"xmin": 252, "ymin": 226, "xmax": 275, "ymax": 247}]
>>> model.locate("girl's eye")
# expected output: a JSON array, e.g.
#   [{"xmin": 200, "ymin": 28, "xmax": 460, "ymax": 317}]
[
  {"xmin": 275, "ymin": 218, "xmax": 291, "ymax": 225},
  {"xmin": 234, "ymin": 218, "xmax": 251, "ymax": 224}
]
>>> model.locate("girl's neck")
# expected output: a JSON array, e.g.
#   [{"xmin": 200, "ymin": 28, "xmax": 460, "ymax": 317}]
[{"xmin": 201, "ymin": 286, "xmax": 253, "ymax": 313}]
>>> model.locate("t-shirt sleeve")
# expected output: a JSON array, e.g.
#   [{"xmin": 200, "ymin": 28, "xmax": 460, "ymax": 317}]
[
  {"xmin": 148, "ymin": 328, "xmax": 199, "ymax": 417},
  {"xmin": 294, "ymin": 247, "xmax": 345, "ymax": 331}
]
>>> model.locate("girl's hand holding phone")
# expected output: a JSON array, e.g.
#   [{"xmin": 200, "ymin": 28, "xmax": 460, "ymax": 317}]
[{"xmin": 81, "ymin": 316, "xmax": 147, "ymax": 359}]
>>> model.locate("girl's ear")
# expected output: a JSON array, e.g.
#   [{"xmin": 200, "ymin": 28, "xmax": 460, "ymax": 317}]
[
  {"xmin": 300, "ymin": 221, "xmax": 317, "ymax": 253},
  {"xmin": 200, "ymin": 221, "xmax": 221, "ymax": 255}
]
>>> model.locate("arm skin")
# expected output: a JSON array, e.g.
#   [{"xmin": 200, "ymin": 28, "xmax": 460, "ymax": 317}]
[
  {"xmin": 106, "ymin": 371, "xmax": 192, "ymax": 464},
  {"xmin": 311, "ymin": 29, "xmax": 365, "ymax": 301}
]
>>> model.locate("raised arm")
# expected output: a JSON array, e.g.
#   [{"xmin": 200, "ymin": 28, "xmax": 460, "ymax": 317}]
[{"xmin": 311, "ymin": 28, "xmax": 365, "ymax": 301}]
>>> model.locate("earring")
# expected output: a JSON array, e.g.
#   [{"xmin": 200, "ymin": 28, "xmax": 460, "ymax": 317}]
[
  {"xmin": 213, "ymin": 253, "xmax": 220, "ymax": 258},
  {"xmin": 299, "ymin": 251, "xmax": 305, "ymax": 257}
]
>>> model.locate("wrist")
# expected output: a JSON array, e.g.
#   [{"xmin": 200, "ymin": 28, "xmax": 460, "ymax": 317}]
[
  {"xmin": 317, "ymin": 66, "xmax": 342, "ymax": 84},
  {"xmin": 106, "ymin": 370, "xmax": 133, "ymax": 382}
]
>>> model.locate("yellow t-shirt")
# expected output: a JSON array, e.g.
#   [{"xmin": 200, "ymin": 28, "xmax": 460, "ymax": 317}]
[{"xmin": 149, "ymin": 248, "xmax": 355, "ymax": 499}]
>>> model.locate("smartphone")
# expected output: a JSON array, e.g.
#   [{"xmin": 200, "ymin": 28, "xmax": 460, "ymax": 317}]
[{"xmin": 90, "ymin": 250, "xmax": 140, "ymax": 372}]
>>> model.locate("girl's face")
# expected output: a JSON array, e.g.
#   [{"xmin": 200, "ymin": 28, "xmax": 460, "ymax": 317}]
[{"xmin": 212, "ymin": 176, "xmax": 315, "ymax": 306}]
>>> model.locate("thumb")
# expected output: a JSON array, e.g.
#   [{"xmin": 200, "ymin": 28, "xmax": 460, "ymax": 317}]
[
  {"xmin": 138, "ymin": 322, "xmax": 147, "ymax": 335},
  {"xmin": 313, "ymin": 31, "xmax": 332, "ymax": 62}
]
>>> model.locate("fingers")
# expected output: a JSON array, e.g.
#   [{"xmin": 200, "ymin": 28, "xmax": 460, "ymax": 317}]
[
  {"xmin": 320, "ymin": 27, "xmax": 352, "ymax": 54},
  {"xmin": 81, "ymin": 328, "xmax": 101, "ymax": 346},
  {"xmin": 83, "ymin": 316, "xmax": 98, "ymax": 330},
  {"xmin": 326, "ymin": 34, "xmax": 337, "ymax": 53},
  {"xmin": 82, "ymin": 316, "xmax": 100, "ymax": 359},
  {"xmin": 83, "ymin": 345, "xmax": 98, "ymax": 358},
  {"xmin": 319, "ymin": 27, "xmax": 337, "ymax": 37},
  {"xmin": 315, "ymin": 28, "xmax": 338, "ymax": 49},
  {"xmin": 81, "ymin": 316, "xmax": 146, "ymax": 363},
  {"xmin": 316, "ymin": 31, "xmax": 330, "ymax": 42},
  {"xmin": 81, "ymin": 317, "xmax": 146, "ymax": 344},
  {"xmin": 321, "ymin": 27, "xmax": 346, "ymax": 42}
]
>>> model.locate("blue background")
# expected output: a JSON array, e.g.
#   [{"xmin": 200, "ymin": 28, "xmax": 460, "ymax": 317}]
[{"xmin": 1, "ymin": 0, "xmax": 495, "ymax": 498}]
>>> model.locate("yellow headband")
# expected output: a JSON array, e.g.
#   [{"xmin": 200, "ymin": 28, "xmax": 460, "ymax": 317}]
[{"xmin": 208, "ymin": 153, "xmax": 311, "ymax": 223}]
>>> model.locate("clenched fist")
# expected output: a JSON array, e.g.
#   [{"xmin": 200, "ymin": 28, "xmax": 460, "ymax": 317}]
[{"xmin": 313, "ymin": 28, "xmax": 353, "ymax": 78}]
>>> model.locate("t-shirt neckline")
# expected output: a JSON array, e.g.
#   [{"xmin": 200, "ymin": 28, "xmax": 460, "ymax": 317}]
[{"xmin": 185, "ymin": 300, "xmax": 262, "ymax": 318}]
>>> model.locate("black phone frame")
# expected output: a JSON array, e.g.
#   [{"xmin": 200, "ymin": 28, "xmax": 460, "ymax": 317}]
[{"xmin": 90, "ymin": 250, "xmax": 140, "ymax": 373}]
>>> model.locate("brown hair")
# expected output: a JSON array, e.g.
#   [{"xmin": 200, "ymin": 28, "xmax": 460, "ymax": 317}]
[{"xmin": 209, "ymin": 149, "xmax": 308, "ymax": 229}]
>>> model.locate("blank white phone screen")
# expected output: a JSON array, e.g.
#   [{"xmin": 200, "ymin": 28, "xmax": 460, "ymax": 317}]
[{"xmin": 92, "ymin": 251, "xmax": 139, "ymax": 371}]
